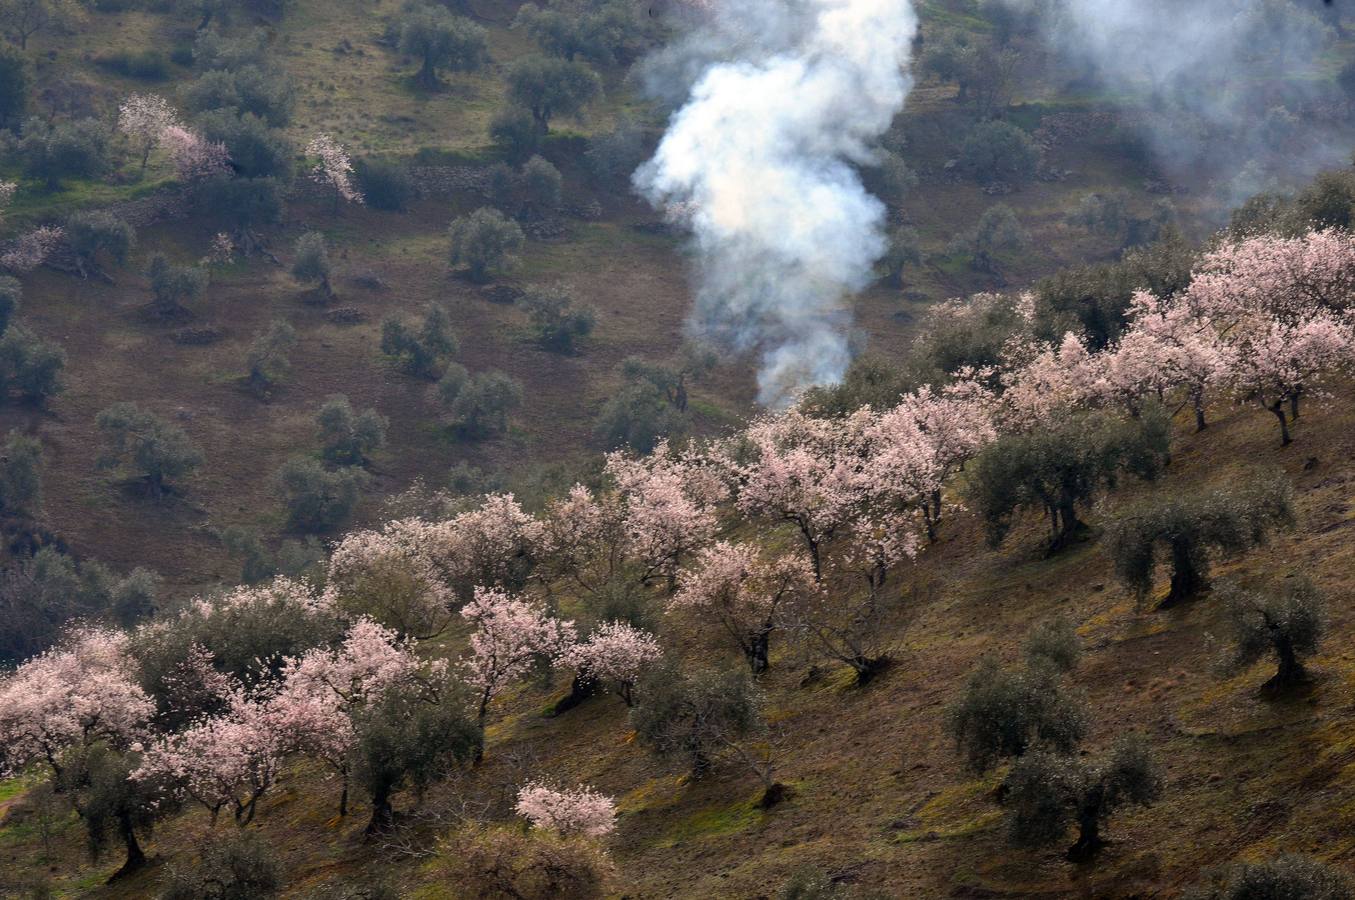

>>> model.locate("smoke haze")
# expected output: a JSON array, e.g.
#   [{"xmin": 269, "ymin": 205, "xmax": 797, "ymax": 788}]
[
  {"xmin": 1015, "ymin": 0, "xmax": 1351, "ymax": 203},
  {"xmin": 634, "ymin": 0, "xmax": 919, "ymax": 407}
]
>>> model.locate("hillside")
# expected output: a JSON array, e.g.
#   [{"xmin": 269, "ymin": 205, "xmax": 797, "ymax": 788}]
[{"xmin": 1, "ymin": 0, "xmax": 1355, "ymax": 898}]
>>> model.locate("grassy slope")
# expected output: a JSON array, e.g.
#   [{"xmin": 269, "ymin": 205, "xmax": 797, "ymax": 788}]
[
  {"xmin": 8, "ymin": 379, "xmax": 1355, "ymax": 898},
  {"xmin": 4, "ymin": 1, "xmax": 1355, "ymax": 897}
]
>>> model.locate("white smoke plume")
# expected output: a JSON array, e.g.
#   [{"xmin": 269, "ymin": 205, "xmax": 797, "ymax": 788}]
[{"xmin": 634, "ymin": 0, "xmax": 919, "ymax": 407}]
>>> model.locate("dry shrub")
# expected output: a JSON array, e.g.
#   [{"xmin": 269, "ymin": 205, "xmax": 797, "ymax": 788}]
[{"xmin": 433, "ymin": 825, "xmax": 613, "ymax": 900}]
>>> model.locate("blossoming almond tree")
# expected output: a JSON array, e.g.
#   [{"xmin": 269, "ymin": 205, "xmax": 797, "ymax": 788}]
[
  {"xmin": 731, "ymin": 409, "xmax": 874, "ymax": 582},
  {"xmin": 134, "ymin": 689, "xmax": 282, "ymax": 826},
  {"xmin": 269, "ymin": 618, "xmax": 434, "ymax": 816},
  {"xmin": 428, "ymin": 493, "xmax": 546, "ymax": 597},
  {"xmin": 1185, "ymin": 229, "xmax": 1355, "ymax": 326},
  {"xmin": 669, "ymin": 541, "xmax": 814, "ymax": 673},
  {"xmin": 460, "ymin": 586, "xmax": 576, "ymax": 739},
  {"xmin": 161, "ymin": 125, "xmax": 231, "ymax": 183},
  {"xmin": 117, "ymin": 93, "xmax": 180, "ymax": 173},
  {"xmin": 1099, "ymin": 291, "xmax": 1236, "ymax": 430},
  {"xmin": 2, "ymin": 225, "xmax": 65, "ymax": 274},
  {"xmin": 515, "ymin": 781, "xmax": 617, "ymax": 837},
  {"xmin": 1229, "ymin": 312, "xmax": 1353, "ymax": 446},
  {"xmin": 0, "ymin": 628, "xmax": 153, "ymax": 778},
  {"xmin": 0, "ymin": 629, "xmax": 158, "ymax": 877},
  {"xmin": 305, "ymin": 133, "xmax": 363, "ymax": 211},
  {"xmin": 999, "ymin": 332, "xmax": 1099, "ymax": 430},
  {"xmin": 605, "ymin": 440, "xmax": 729, "ymax": 587},
  {"xmin": 560, "ymin": 620, "xmax": 662, "ymax": 705},
  {"xmin": 865, "ymin": 380, "xmax": 996, "ymax": 541}
]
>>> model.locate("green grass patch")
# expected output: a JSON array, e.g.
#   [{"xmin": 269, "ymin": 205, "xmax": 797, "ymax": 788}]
[
  {"xmin": 660, "ymin": 793, "xmax": 768, "ymax": 847},
  {"xmin": 655, "ymin": 786, "xmax": 791, "ymax": 851},
  {"xmin": 4, "ymin": 175, "xmax": 175, "ymax": 229},
  {"xmin": 0, "ymin": 779, "xmax": 27, "ymax": 804},
  {"xmin": 893, "ymin": 809, "xmax": 1002, "ymax": 844}
]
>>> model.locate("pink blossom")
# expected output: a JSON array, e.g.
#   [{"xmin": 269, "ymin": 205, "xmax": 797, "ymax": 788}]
[
  {"xmin": 460, "ymin": 586, "xmax": 576, "ymax": 726},
  {"xmin": 268, "ymin": 618, "xmax": 440, "ymax": 813},
  {"xmin": 118, "ymin": 93, "xmax": 180, "ymax": 170},
  {"xmin": 327, "ymin": 521, "xmax": 455, "ymax": 638},
  {"xmin": 730, "ymin": 408, "xmax": 874, "ymax": 581},
  {"xmin": 560, "ymin": 621, "xmax": 662, "ymax": 704},
  {"xmin": 134, "ymin": 688, "xmax": 282, "ymax": 825},
  {"xmin": 0, "ymin": 628, "xmax": 153, "ymax": 776},
  {"xmin": 864, "ymin": 381, "xmax": 996, "ymax": 540},
  {"xmin": 2, "ymin": 225, "xmax": 65, "ymax": 273},
  {"xmin": 1105, "ymin": 290, "xmax": 1237, "ymax": 427},
  {"xmin": 281, "ymin": 618, "xmax": 427, "ymax": 706},
  {"xmin": 999, "ymin": 332, "xmax": 1099, "ymax": 428},
  {"xmin": 1186, "ymin": 230, "xmax": 1355, "ymax": 325},
  {"xmin": 162, "ymin": 125, "xmax": 231, "ymax": 182},
  {"xmin": 428, "ymin": 493, "xmax": 546, "ymax": 595},
  {"xmin": 515, "ymin": 781, "xmax": 617, "ymax": 837},
  {"xmin": 604, "ymin": 441, "xmax": 729, "ymax": 583},
  {"xmin": 305, "ymin": 133, "xmax": 363, "ymax": 206},
  {"xmin": 670, "ymin": 541, "xmax": 814, "ymax": 672},
  {"xmin": 202, "ymin": 232, "xmax": 235, "ymax": 267},
  {"xmin": 1228, "ymin": 311, "xmax": 1352, "ymax": 445}
]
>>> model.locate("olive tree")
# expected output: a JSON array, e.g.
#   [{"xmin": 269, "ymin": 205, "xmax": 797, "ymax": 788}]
[
  {"xmin": 449, "ymin": 207, "xmax": 525, "ymax": 283},
  {"xmin": 1004, "ymin": 737, "xmax": 1162, "ymax": 861},
  {"xmin": 275, "ymin": 456, "xmax": 366, "ymax": 532},
  {"xmin": 182, "ymin": 65, "xmax": 296, "ymax": 128},
  {"xmin": 958, "ymin": 120, "xmax": 1038, "ymax": 186},
  {"xmin": 0, "ymin": 278, "xmax": 17, "ymax": 341},
  {"xmin": 947, "ymin": 655, "xmax": 1086, "ymax": 774},
  {"xmin": 955, "ymin": 203, "xmax": 1026, "ymax": 273},
  {"xmin": 1185, "ymin": 855, "xmax": 1354, "ymax": 900},
  {"xmin": 291, "ymin": 231, "xmax": 334, "ymax": 298},
  {"xmin": 0, "ymin": 44, "xmax": 25, "ymax": 129},
  {"xmin": 630, "ymin": 663, "xmax": 765, "ymax": 783},
  {"xmin": 145, "ymin": 253, "xmax": 210, "ymax": 317},
  {"xmin": 880, "ymin": 225, "xmax": 923, "ymax": 287},
  {"xmin": 19, "ymin": 116, "xmax": 107, "ymax": 190},
  {"xmin": 1024, "ymin": 615, "xmax": 1080, "ymax": 673},
  {"xmin": 507, "ymin": 55, "xmax": 601, "ymax": 133},
  {"xmin": 443, "ymin": 370, "xmax": 523, "ymax": 440},
  {"xmin": 965, "ymin": 411, "xmax": 1171, "ymax": 552},
  {"xmin": 57, "ymin": 744, "xmax": 174, "ymax": 881},
  {"xmin": 522, "ymin": 284, "xmax": 595, "ymax": 353},
  {"xmin": 197, "ymin": 177, "xmax": 285, "ymax": 256},
  {"xmin": 520, "ymin": 154, "xmax": 563, "ymax": 216},
  {"xmin": 160, "ymin": 831, "xmax": 283, "ymax": 900},
  {"xmin": 196, "ymin": 110, "xmax": 293, "ymax": 180},
  {"xmin": 0, "ymin": 428, "xmax": 40, "ymax": 517},
  {"xmin": 381, "ymin": 303, "xmax": 458, "ymax": 378},
  {"xmin": 397, "ymin": 4, "xmax": 489, "ymax": 89},
  {"xmin": 316, "ymin": 394, "xmax": 387, "ymax": 465},
  {"xmin": 489, "ymin": 107, "xmax": 541, "ymax": 164},
  {"xmin": 245, "ymin": 319, "xmax": 297, "ymax": 395},
  {"xmin": 67, "ymin": 211, "xmax": 135, "ymax": 281},
  {"xmin": 350, "ymin": 682, "xmax": 481, "ymax": 834},
  {"xmin": 1106, "ymin": 477, "xmax": 1294, "ymax": 606},
  {"xmin": 0, "ymin": 325, "xmax": 63, "ymax": 404},
  {"xmin": 1220, "ymin": 578, "xmax": 1326, "ymax": 693},
  {"xmin": 593, "ymin": 381, "xmax": 686, "ymax": 454},
  {"xmin": 96, "ymin": 402, "xmax": 203, "ymax": 497}
]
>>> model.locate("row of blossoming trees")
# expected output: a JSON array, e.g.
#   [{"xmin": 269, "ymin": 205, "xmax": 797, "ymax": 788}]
[{"xmin": 2, "ymin": 224, "xmax": 1354, "ymax": 882}]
